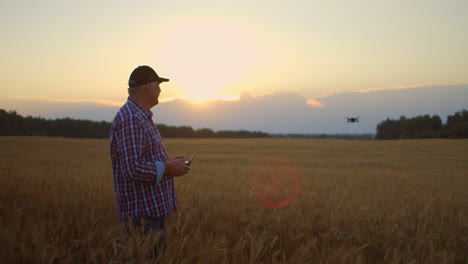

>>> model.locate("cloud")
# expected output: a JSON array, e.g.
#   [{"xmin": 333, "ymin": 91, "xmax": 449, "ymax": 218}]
[
  {"xmin": 317, "ymin": 91, "xmax": 343, "ymax": 99},
  {"xmin": 317, "ymin": 83, "xmax": 467, "ymax": 98},
  {"xmin": 306, "ymin": 99, "xmax": 325, "ymax": 108},
  {"xmin": 0, "ymin": 96, "xmax": 124, "ymax": 107},
  {"xmin": 1, "ymin": 84, "xmax": 467, "ymax": 134},
  {"xmin": 155, "ymin": 85, "xmax": 468, "ymax": 133},
  {"xmin": 358, "ymin": 84, "xmax": 427, "ymax": 93},
  {"xmin": 0, "ymin": 96, "xmax": 121, "ymax": 121}
]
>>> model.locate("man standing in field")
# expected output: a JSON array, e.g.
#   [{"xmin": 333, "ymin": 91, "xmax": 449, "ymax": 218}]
[{"xmin": 110, "ymin": 65, "xmax": 190, "ymax": 254}]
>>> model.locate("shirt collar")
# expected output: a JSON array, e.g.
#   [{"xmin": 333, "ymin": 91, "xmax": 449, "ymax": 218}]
[{"xmin": 127, "ymin": 97, "xmax": 153, "ymax": 119}]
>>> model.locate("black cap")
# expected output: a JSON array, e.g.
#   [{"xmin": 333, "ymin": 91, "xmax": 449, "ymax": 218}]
[{"xmin": 128, "ymin": 65, "xmax": 169, "ymax": 88}]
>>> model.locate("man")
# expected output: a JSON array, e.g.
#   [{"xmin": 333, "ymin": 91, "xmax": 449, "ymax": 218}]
[{"xmin": 110, "ymin": 65, "xmax": 190, "ymax": 254}]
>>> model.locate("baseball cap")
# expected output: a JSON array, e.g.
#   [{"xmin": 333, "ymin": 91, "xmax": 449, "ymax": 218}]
[{"xmin": 128, "ymin": 65, "xmax": 169, "ymax": 88}]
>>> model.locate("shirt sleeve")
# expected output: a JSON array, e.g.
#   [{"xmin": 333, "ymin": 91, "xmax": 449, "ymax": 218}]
[
  {"xmin": 117, "ymin": 115, "xmax": 165, "ymax": 183},
  {"xmin": 155, "ymin": 161, "xmax": 165, "ymax": 184}
]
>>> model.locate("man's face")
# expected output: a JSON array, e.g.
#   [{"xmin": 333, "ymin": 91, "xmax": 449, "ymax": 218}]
[{"xmin": 149, "ymin": 81, "xmax": 162, "ymax": 105}]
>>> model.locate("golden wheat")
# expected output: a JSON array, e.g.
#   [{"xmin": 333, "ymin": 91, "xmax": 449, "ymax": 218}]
[{"xmin": 0, "ymin": 137, "xmax": 467, "ymax": 263}]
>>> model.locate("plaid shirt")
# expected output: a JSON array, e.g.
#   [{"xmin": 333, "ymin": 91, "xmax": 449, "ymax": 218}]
[{"xmin": 110, "ymin": 97, "xmax": 178, "ymax": 222}]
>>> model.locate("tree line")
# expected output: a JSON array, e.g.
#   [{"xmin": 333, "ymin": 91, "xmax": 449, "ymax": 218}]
[
  {"xmin": 3, "ymin": 108, "xmax": 467, "ymax": 139},
  {"xmin": 0, "ymin": 109, "xmax": 270, "ymax": 138},
  {"xmin": 272, "ymin": 133, "xmax": 374, "ymax": 140},
  {"xmin": 157, "ymin": 124, "xmax": 269, "ymax": 138},
  {"xmin": 375, "ymin": 109, "xmax": 468, "ymax": 139}
]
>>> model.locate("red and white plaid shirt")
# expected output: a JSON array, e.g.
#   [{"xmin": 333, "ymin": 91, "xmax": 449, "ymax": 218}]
[{"xmin": 110, "ymin": 97, "xmax": 178, "ymax": 222}]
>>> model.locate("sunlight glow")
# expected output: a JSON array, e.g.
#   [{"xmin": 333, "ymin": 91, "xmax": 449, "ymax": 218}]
[
  {"xmin": 154, "ymin": 17, "xmax": 265, "ymax": 102},
  {"xmin": 181, "ymin": 93, "xmax": 239, "ymax": 104}
]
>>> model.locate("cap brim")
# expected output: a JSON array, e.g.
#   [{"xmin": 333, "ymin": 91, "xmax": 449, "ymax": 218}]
[{"xmin": 158, "ymin": 77, "xmax": 169, "ymax": 82}]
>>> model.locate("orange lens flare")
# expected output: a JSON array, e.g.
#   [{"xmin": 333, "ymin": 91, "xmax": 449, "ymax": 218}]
[{"xmin": 251, "ymin": 157, "xmax": 301, "ymax": 208}]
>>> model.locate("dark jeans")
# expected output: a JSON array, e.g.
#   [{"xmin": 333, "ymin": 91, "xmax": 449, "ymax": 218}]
[{"xmin": 124, "ymin": 216, "xmax": 165, "ymax": 259}]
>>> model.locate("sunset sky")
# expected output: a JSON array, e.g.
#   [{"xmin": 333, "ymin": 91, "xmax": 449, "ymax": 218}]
[{"xmin": 1, "ymin": 0, "xmax": 467, "ymax": 113}]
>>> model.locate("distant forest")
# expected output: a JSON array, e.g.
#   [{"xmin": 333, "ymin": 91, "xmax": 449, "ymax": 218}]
[
  {"xmin": 375, "ymin": 109, "xmax": 468, "ymax": 139},
  {"xmin": 0, "ymin": 109, "xmax": 270, "ymax": 138},
  {"xmin": 1, "ymin": 108, "xmax": 467, "ymax": 139}
]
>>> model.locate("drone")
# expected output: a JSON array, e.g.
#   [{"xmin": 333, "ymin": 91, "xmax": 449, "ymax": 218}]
[{"xmin": 345, "ymin": 117, "xmax": 360, "ymax": 123}]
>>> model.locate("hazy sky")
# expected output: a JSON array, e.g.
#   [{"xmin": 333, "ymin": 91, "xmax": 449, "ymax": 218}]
[{"xmin": 1, "ymin": 0, "xmax": 467, "ymax": 109}]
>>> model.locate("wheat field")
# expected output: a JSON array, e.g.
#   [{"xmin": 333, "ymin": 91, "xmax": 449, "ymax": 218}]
[{"xmin": 0, "ymin": 136, "xmax": 467, "ymax": 263}]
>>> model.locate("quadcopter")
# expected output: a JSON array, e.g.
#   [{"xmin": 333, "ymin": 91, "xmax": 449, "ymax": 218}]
[{"xmin": 345, "ymin": 117, "xmax": 360, "ymax": 123}]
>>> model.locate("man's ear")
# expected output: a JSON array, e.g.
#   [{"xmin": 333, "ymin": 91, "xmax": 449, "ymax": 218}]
[{"xmin": 144, "ymin": 83, "xmax": 152, "ymax": 94}]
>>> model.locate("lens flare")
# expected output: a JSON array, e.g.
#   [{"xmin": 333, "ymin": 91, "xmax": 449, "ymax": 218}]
[{"xmin": 250, "ymin": 157, "xmax": 301, "ymax": 208}]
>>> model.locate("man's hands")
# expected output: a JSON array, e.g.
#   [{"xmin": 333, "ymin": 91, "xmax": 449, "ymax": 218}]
[{"xmin": 164, "ymin": 156, "xmax": 191, "ymax": 177}]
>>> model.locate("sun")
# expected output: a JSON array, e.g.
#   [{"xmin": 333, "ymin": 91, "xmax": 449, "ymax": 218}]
[{"xmin": 153, "ymin": 17, "xmax": 265, "ymax": 103}]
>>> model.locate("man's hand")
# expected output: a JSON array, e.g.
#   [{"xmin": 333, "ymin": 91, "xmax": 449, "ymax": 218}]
[{"xmin": 164, "ymin": 156, "xmax": 190, "ymax": 177}]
